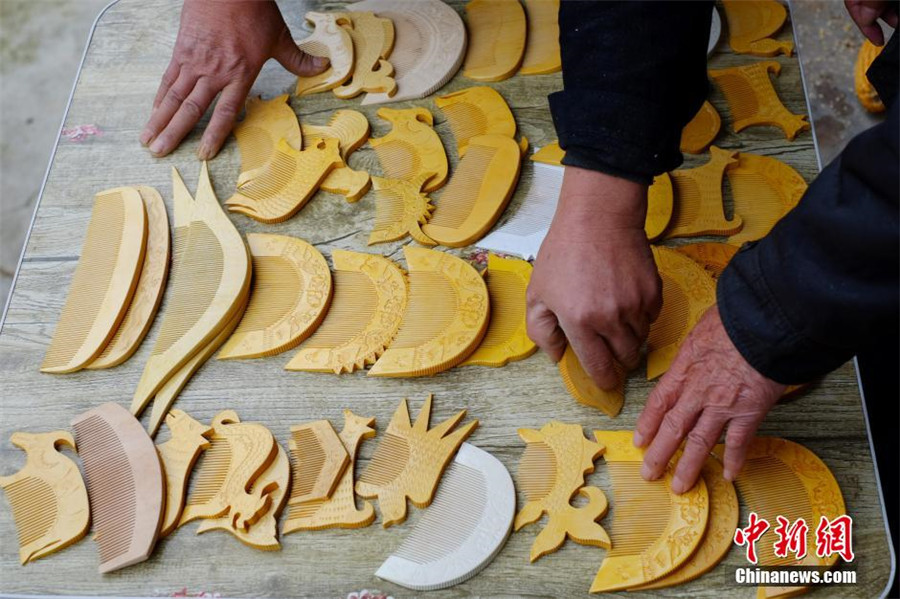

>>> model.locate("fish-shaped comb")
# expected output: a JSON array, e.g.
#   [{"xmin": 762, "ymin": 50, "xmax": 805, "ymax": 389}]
[
  {"xmin": 301, "ymin": 109, "xmax": 371, "ymax": 202},
  {"xmin": 233, "ymin": 95, "xmax": 302, "ymax": 187},
  {"xmin": 435, "ymin": 86, "xmax": 517, "ymax": 157},
  {"xmin": 333, "ymin": 11, "xmax": 397, "ymax": 99},
  {"xmin": 463, "ymin": 0, "xmax": 527, "ymax": 82},
  {"xmin": 558, "ymin": 346, "xmax": 624, "ymax": 417},
  {"xmin": 295, "ymin": 12, "xmax": 355, "ymax": 95},
  {"xmin": 519, "ymin": 0, "xmax": 561, "ymax": 75},
  {"xmin": 370, "ymin": 107, "xmax": 448, "ymax": 193},
  {"xmin": 727, "ymin": 152, "xmax": 807, "ymax": 245},
  {"xmin": 368, "ymin": 174, "xmax": 436, "ymax": 246},
  {"xmin": 665, "ymin": 146, "xmax": 742, "ymax": 239},
  {"xmin": 721, "ymin": 0, "xmax": 793, "ymax": 57},
  {"xmin": 680, "ymin": 100, "xmax": 722, "ymax": 155},
  {"xmin": 156, "ymin": 410, "xmax": 212, "ymax": 538},
  {"xmin": 287, "ymin": 420, "xmax": 349, "ymax": 505}
]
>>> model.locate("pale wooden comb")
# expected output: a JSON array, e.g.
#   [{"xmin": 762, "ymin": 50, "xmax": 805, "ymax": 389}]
[
  {"xmin": 709, "ymin": 62, "xmax": 810, "ymax": 140},
  {"xmin": 157, "ymin": 409, "xmax": 212, "ymax": 538},
  {"xmin": 42, "ymin": 187, "xmax": 147, "ymax": 373},
  {"xmin": 286, "ymin": 249, "xmax": 408, "ymax": 374},
  {"xmin": 461, "ymin": 253, "xmax": 536, "ymax": 367},
  {"xmin": 558, "ymin": 345, "xmax": 624, "ymax": 418},
  {"xmin": 368, "ymin": 247, "xmax": 489, "ymax": 377},
  {"xmin": 680, "ymin": 100, "xmax": 722, "ymax": 155},
  {"xmin": 72, "ymin": 402, "xmax": 164, "ymax": 573},
  {"xmin": 370, "ymin": 106, "xmax": 448, "ymax": 193},
  {"xmin": 356, "ymin": 394, "xmax": 478, "ymax": 528},
  {"xmin": 0, "ymin": 431, "xmax": 89, "ymax": 564},
  {"xmin": 590, "ymin": 430, "xmax": 709, "ymax": 592},
  {"xmin": 334, "ymin": 11, "xmax": 397, "ymax": 99},
  {"xmin": 514, "ymin": 421, "xmax": 610, "ymax": 562},
  {"xmin": 463, "ymin": 0, "xmax": 527, "ymax": 82},
  {"xmin": 233, "ymin": 94, "xmax": 302, "ymax": 188},
  {"xmin": 435, "ymin": 86, "xmax": 517, "ymax": 157},
  {"xmin": 287, "ymin": 420, "xmax": 349, "ymax": 505},
  {"xmin": 368, "ymin": 174, "xmax": 436, "ymax": 246},
  {"xmin": 665, "ymin": 146, "xmax": 742, "ymax": 239},
  {"xmin": 301, "ymin": 109, "xmax": 371, "ymax": 202},
  {"xmin": 647, "ymin": 246, "xmax": 716, "ymax": 380},
  {"xmin": 714, "ymin": 437, "xmax": 845, "ymax": 599},
  {"xmin": 295, "ymin": 12, "xmax": 355, "ymax": 95},
  {"xmin": 721, "ymin": 0, "xmax": 793, "ymax": 57},
  {"xmin": 519, "ymin": 0, "xmax": 561, "ymax": 75},
  {"xmin": 727, "ymin": 152, "xmax": 808, "ymax": 245},
  {"xmin": 855, "ymin": 40, "xmax": 886, "ymax": 113},
  {"xmin": 283, "ymin": 410, "xmax": 376, "ymax": 533},
  {"xmin": 674, "ymin": 242, "xmax": 739, "ymax": 281},
  {"xmin": 421, "ymin": 134, "xmax": 522, "ymax": 248},
  {"xmin": 218, "ymin": 234, "xmax": 332, "ymax": 360}
]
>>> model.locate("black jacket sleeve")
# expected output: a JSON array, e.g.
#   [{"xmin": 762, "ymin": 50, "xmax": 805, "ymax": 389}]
[{"xmin": 549, "ymin": 1, "xmax": 713, "ymax": 184}]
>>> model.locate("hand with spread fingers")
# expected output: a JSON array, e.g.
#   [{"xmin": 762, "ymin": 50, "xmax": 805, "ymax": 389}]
[
  {"xmin": 634, "ymin": 305, "xmax": 786, "ymax": 494},
  {"xmin": 141, "ymin": 0, "xmax": 328, "ymax": 160}
]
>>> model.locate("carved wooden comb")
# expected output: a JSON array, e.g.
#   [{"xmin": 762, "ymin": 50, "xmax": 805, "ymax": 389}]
[
  {"xmin": 287, "ymin": 420, "xmax": 349, "ymax": 505},
  {"xmin": 368, "ymin": 174, "xmax": 436, "ymax": 246},
  {"xmin": 334, "ymin": 11, "xmax": 397, "ymax": 99},
  {"xmin": 721, "ymin": 0, "xmax": 794, "ymax": 57},
  {"xmin": 558, "ymin": 346, "xmax": 624, "ymax": 418},
  {"xmin": 156, "ymin": 409, "xmax": 212, "ymax": 537},
  {"xmin": 435, "ymin": 86, "xmax": 518, "ymax": 156},
  {"xmin": 295, "ymin": 12, "xmax": 355, "ymax": 95},
  {"xmin": 463, "ymin": 0, "xmax": 527, "ymax": 82},
  {"xmin": 519, "ymin": 0, "xmax": 561, "ymax": 75},
  {"xmin": 233, "ymin": 94, "xmax": 302, "ymax": 188},
  {"xmin": 370, "ymin": 107, "xmax": 448, "ymax": 193},
  {"xmin": 680, "ymin": 100, "xmax": 722, "ymax": 155},
  {"xmin": 665, "ymin": 146, "xmax": 742, "ymax": 239},
  {"xmin": 301, "ymin": 109, "xmax": 371, "ymax": 202}
]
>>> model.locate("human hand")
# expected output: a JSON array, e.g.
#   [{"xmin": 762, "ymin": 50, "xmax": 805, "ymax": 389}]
[
  {"xmin": 526, "ymin": 166, "xmax": 662, "ymax": 390},
  {"xmin": 141, "ymin": 0, "xmax": 328, "ymax": 160},
  {"xmin": 634, "ymin": 305, "xmax": 785, "ymax": 494},
  {"xmin": 845, "ymin": 0, "xmax": 899, "ymax": 45}
]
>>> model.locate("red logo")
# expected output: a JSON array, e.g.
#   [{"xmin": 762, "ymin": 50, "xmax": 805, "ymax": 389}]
[
  {"xmin": 773, "ymin": 516, "xmax": 809, "ymax": 559},
  {"xmin": 734, "ymin": 514, "xmax": 855, "ymax": 563},
  {"xmin": 815, "ymin": 515, "xmax": 855, "ymax": 562},
  {"xmin": 734, "ymin": 511, "xmax": 770, "ymax": 564}
]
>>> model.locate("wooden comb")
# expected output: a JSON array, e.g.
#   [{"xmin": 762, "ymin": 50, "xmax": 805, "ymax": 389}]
[
  {"xmin": 356, "ymin": 395, "xmax": 478, "ymax": 528},
  {"xmin": 463, "ymin": 0, "xmax": 527, "ymax": 82},
  {"xmin": 368, "ymin": 174, "xmax": 436, "ymax": 246},
  {"xmin": 647, "ymin": 246, "xmax": 716, "ymax": 380},
  {"xmin": 709, "ymin": 62, "xmax": 810, "ymax": 140},
  {"xmin": 421, "ymin": 134, "xmax": 522, "ymax": 248},
  {"xmin": 461, "ymin": 254, "xmax": 535, "ymax": 367},
  {"xmin": 727, "ymin": 152, "xmax": 808, "ymax": 245},
  {"xmin": 157, "ymin": 409, "xmax": 212, "ymax": 538},
  {"xmin": 368, "ymin": 247, "xmax": 489, "ymax": 377},
  {"xmin": 218, "ymin": 234, "xmax": 332, "ymax": 360},
  {"xmin": 514, "ymin": 421, "xmax": 610, "ymax": 562},
  {"xmin": 42, "ymin": 187, "xmax": 147, "ymax": 373},
  {"xmin": 646, "ymin": 173, "xmax": 675, "ymax": 242},
  {"xmin": 71, "ymin": 402, "xmax": 164, "ymax": 573},
  {"xmin": 721, "ymin": 0, "xmax": 793, "ymax": 57},
  {"xmin": 334, "ymin": 11, "xmax": 396, "ymax": 99},
  {"xmin": 674, "ymin": 242, "xmax": 739, "ymax": 281},
  {"xmin": 590, "ymin": 430, "xmax": 709, "ymax": 592},
  {"xmin": 283, "ymin": 410, "xmax": 376, "ymax": 533},
  {"xmin": 295, "ymin": 12, "xmax": 355, "ymax": 95},
  {"xmin": 233, "ymin": 95, "xmax": 302, "ymax": 188},
  {"xmin": 435, "ymin": 86, "xmax": 518, "ymax": 157},
  {"xmin": 286, "ymin": 249, "xmax": 408, "ymax": 374},
  {"xmin": 87, "ymin": 186, "xmax": 170, "ymax": 370},
  {"xmin": 370, "ymin": 106, "xmax": 448, "ymax": 193},
  {"xmin": 0, "ymin": 431, "xmax": 89, "ymax": 564},
  {"xmin": 287, "ymin": 420, "xmax": 349, "ymax": 505},
  {"xmin": 376, "ymin": 442, "xmax": 515, "ymax": 590},
  {"xmin": 714, "ymin": 437, "xmax": 845, "ymax": 599},
  {"xmin": 855, "ymin": 40, "xmax": 886, "ymax": 113},
  {"xmin": 519, "ymin": 0, "xmax": 561, "ymax": 75},
  {"xmin": 226, "ymin": 138, "xmax": 343, "ymax": 223},
  {"xmin": 530, "ymin": 141, "xmax": 565, "ymax": 166},
  {"xmin": 680, "ymin": 100, "xmax": 721, "ymax": 155},
  {"xmin": 301, "ymin": 109, "xmax": 371, "ymax": 202},
  {"xmin": 558, "ymin": 345, "xmax": 624, "ymax": 418},
  {"xmin": 665, "ymin": 146, "xmax": 742, "ymax": 239}
]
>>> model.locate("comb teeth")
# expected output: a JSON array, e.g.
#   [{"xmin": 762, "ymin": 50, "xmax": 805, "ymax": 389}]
[
  {"xmin": 232, "ymin": 256, "xmax": 301, "ymax": 333},
  {"xmin": 441, "ymin": 103, "xmax": 488, "ymax": 152},
  {"xmin": 429, "ymin": 145, "xmax": 496, "ymax": 229},
  {"xmin": 386, "ymin": 13, "xmax": 424, "ymax": 76},
  {"xmin": 665, "ymin": 147, "xmax": 741, "ymax": 238},
  {"xmin": 358, "ymin": 433, "xmax": 409, "ymax": 487},
  {"xmin": 389, "ymin": 272, "xmax": 457, "ymax": 348},
  {"xmin": 187, "ymin": 436, "xmax": 232, "ymax": 505},
  {"xmin": 234, "ymin": 95, "xmax": 302, "ymax": 182},
  {"xmin": 4, "ymin": 477, "xmax": 57, "ymax": 547},
  {"xmin": 374, "ymin": 140, "xmax": 422, "ymax": 181},
  {"xmin": 727, "ymin": 153, "xmax": 807, "ymax": 245},
  {"xmin": 232, "ymin": 148, "xmax": 298, "ymax": 203},
  {"xmin": 300, "ymin": 271, "xmax": 376, "ymax": 347},
  {"xmin": 290, "ymin": 429, "xmax": 325, "ymax": 499},
  {"xmin": 606, "ymin": 463, "xmax": 673, "ymax": 555},
  {"xmin": 462, "ymin": 0, "xmax": 527, "ymax": 81},
  {"xmin": 647, "ymin": 273, "xmax": 689, "ymax": 351},
  {"xmin": 517, "ymin": 441, "xmax": 556, "ymax": 501},
  {"xmin": 558, "ymin": 345, "xmax": 624, "ymax": 417}
]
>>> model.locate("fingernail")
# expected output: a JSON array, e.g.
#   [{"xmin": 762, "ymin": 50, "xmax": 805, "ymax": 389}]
[
  {"xmin": 149, "ymin": 137, "xmax": 164, "ymax": 155},
  {"xmin": 140, "ymin": 129, "xmax": 153, "ymax": 146},
  {"xmin": 640, "ymin": 463, "xmax": 653, "ymax": 480},
  {"xmin": 671, "ymin": 476, "xmax": 687, "ymax": 494},
  {"xmin": 197, "ymin": 140, "xmax": 212, "ymax": 161},
  {"xmin": 723, "ymin": 468, "xmax": 735, "ymax": 481},
  {"xmin": 632, "ymin": 431, "xmax": 644, "ymax": 447},
  {"xmin": 313, "ymin": 56, "xmax": 330, "ymax": 70}
]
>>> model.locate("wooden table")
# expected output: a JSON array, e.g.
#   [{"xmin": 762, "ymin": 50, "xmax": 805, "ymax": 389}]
[{"xmin": 0, "ymin": 1, "xmax": 892, "ymax": 597}]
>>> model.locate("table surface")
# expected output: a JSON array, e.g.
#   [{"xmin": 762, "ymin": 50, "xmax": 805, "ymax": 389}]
[{"xmin": 0, "ymin": 1, "xmax": 892, "ymax": 597}]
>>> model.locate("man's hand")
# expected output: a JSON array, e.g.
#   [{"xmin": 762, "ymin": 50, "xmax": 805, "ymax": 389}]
[
  {"xmin": 634, "ymin": 306, "xmax": 785, "ymax": 494},
  {"xmin": 845, "ymin": 0, "xmax": 898, "ymax": 45},
  {"xmin": 141, "ymin": 0, "xmax": 328, "ymax": 160},
  {"xmin": 526, "ymin": 166, "xmax": 662, "ymax": 389}
]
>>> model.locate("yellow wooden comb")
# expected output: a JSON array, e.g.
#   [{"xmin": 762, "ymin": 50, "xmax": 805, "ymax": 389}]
[
  {"xmin": 589, "ymin": 430, "xmax": 709, "ymax": 593},
  {"xmin": 421, "ymin": 134, "xmax": 522, "ymax": 248},
  {"xmin": 156, "ymin": 409, "xmax": 213, "ymax": 538},
  {"xmin": 558, "ymin": 345, "xmax": 624, "ymax": 418},
  {"xmin": 463, "ymin": 0, "xmax": 527, "ymax": 82},
  {"xmin": 287, "ymin": 420, "xmax": 350, "ymax": 505},
  {"xmin": 368, "ymin": 174, "xmax": 436, "ymax": 246},
  {"xmin": 369, "ymin": 106, "xmax": 448, "ymax": 193},
  {"xmin": 721, "ymin": 0, "xmax": 794, "ymax": 57},
  {"xmin": 0, "ymin": 431, "xmax": 89, "ymax": 565},
  {"xmin": 435, "ymin": 86, "xmax": 517, "ymax": 157},
  {"xmin": 334, "ymin": 11, "xmax": 396, "ymax": 99},
  {"xmin": 727, "ymin": 152, "xmax": 808, "ymax": 245},
  {"xmin": 647, "ymin": 246, "xmax": 716, "ymax": 380},
  {"xmin": 87, "ymin": 186, "xmax": 170, "ymax": 370},
  {"xmin": 286, "ymin": 249, "xmax": 408, "ymax": 374},
  {"xmin": 519, "ymin": 0, "xmax": 561, "ymax": 75},
  {"xmin": 665, "ymin": 146, "xmax": 742, "ymax": 239},
  {"xmin": 283, "ymin": 410, "xmax": 376, "ymax": 533},
  {"xmin": 680, "ymin": 100, "xmax": 722, "ymax": 155},
  {"xmin": 295, "ymin": 12, "xmax": 355, "ymax": 95},
  {"xmin": 514, "ymin": 421, "xmax": 610, "ymax": 562},
  {"xmin": 218, "ymin": 234, "xmax": 332, "ymax": 360},
  {"xmin": 530, "ymin": 141, "xmax": 565, "ymax": 166},
  {"xmin": 855, "ymin": 40, "xmax": 886, "ymax": 113},
  {"xmin": 301, "ymin": 109, "xmax": 371, "ymax": 202},
  {"xmin": 368, "ymin": 247, "xmax": 489, "ymax": 377},
  {"xmin": 42, "ymin": 187, "xmax": 147, "ymax": 373},
  {"xmin": 674, "ymin": 242, "xmax": 739, "ymax": 281},
  {"xmin": 709, "ymin": 62, "xmax": 810, "ymax": 141},
  {"xmin": 355, "ymin": 394, "xmax": 478, "ymax": 527},
  {"xmin": 233, "ymin": 95, "xmax": 302, "ymax": 187},
  {"xmin": 461, "ymin": 254, "xmax": 536, "ymax": 367}
]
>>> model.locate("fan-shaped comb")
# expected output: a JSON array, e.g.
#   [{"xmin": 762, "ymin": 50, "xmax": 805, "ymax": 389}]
[
  {"xmin": 721, "ymin": 0, "xmax": 793, "ymax": 57},
  {"xmin": 0, "ymin": 431, "xmax": 89, "ymax": 564},
  {"xmin": 72, "ymin": 402, "xmax": 164, "ymax": 573},
  {"xmin": 558, "ymin": 346, "xmax": 624, "ymax": 418},
  {"xmin": 283, "ymin": 410, "xmax": 376, "ymax": 533},
  {"xmin": 709, "ymin": 62, "xmax": 809, "ymax": 140},
  {"xmin": 287, "ymin": 420, "xmax": 349, "ymax": 505},
  {"xmin": 530, "ymin": 141, "xmax": 565, "ymax": 166},
  {"xmin": 435, "ymin": 86, "xmax": 517, "ymax": 157},
  {"xmin": 368, "ymin": 174, "xmax": 436, "ymax": 246},
  {"xmin": 376, "ymin": 442, "xmax": 515, "ymax": 590},
  {"xmin": 665, "ymin": 146, "xmax": 742, "ymax": 239},
  {"xmin": 462, "ymin": 254, "xmax": 535, "ymax": 367},
  {"xmin": 368, "ymin": 247, "xmax": 489, "ymax": 377},
  {"xmin": 334, "ymin": 11, "xmax": 396, "ymax": 99},
  {"xmin": 463, "ymin": 0, "xmax": 527, "ymax": 82},
  {"xmin": 42, "ymin": 187, "xmax": 147, "ymax": 373},
  {"xmin": 295, "ymin": 12, "xmax": 355, "ymax": 95},
  {"xmin": 301, "ymin": 109, "xmax": 371, "ymax": 202},
  {"xmin": 680, "ymin": 100, "xmax": 721, "ymax": 155},
  {"xmin": 646, "ymin": 173, "xmax": 675, "ymax": 242},
  {"xmin": 218, "ymin": 235, "xmax": 332, "ymax": 360},
  {"xmin": 286, "ymin": 249, "xmax": 408, "ymax": 374},
  {"xmin": 674, "ymin": 242, "xmax": 739, "ymax": 281},
  {"xmin": 87, "ymin": 186, "xmax": 170, "ymax": 370},
  {"xmin": 370, "ymin": 107, "xmax": 448, "ymax": 193},
  {"xmin": 233, "ymin": 95, "xmax": 302, "ymax": 187},
  {"xmin": 356, "ymin": 395, "xmax": 479, "ymax": 528},
  {"xmin": 714, "ymin": 437, "xmax": 845, "ymax": 599},
  {"xmin": 727, "ymin": 152, "xmax": 807, "ymax": 245},
  {"xmin": 647, "ymin": 246, "xmax": 716, "ymax": 380},
  {"xmin": 855, "ymin": 40, "xmax": 886, "ymax": 113},
  {"xmin": 157, "ymin": 409, "xmax": 212, "ymax": 538},
  {"xmin": 514, "ymin": 421, "xmax": 610, "ymax": 562},
  {"xmin": 421, "ymin": 134, "xmax": 522, "ymax": 248},
  {"xmin": 519, "ymin": 0, "xmax": 561, "ymax": 75},
  {"xmin": 590, "ymin": 430, "xmax": 709, "ymax": 592}
]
